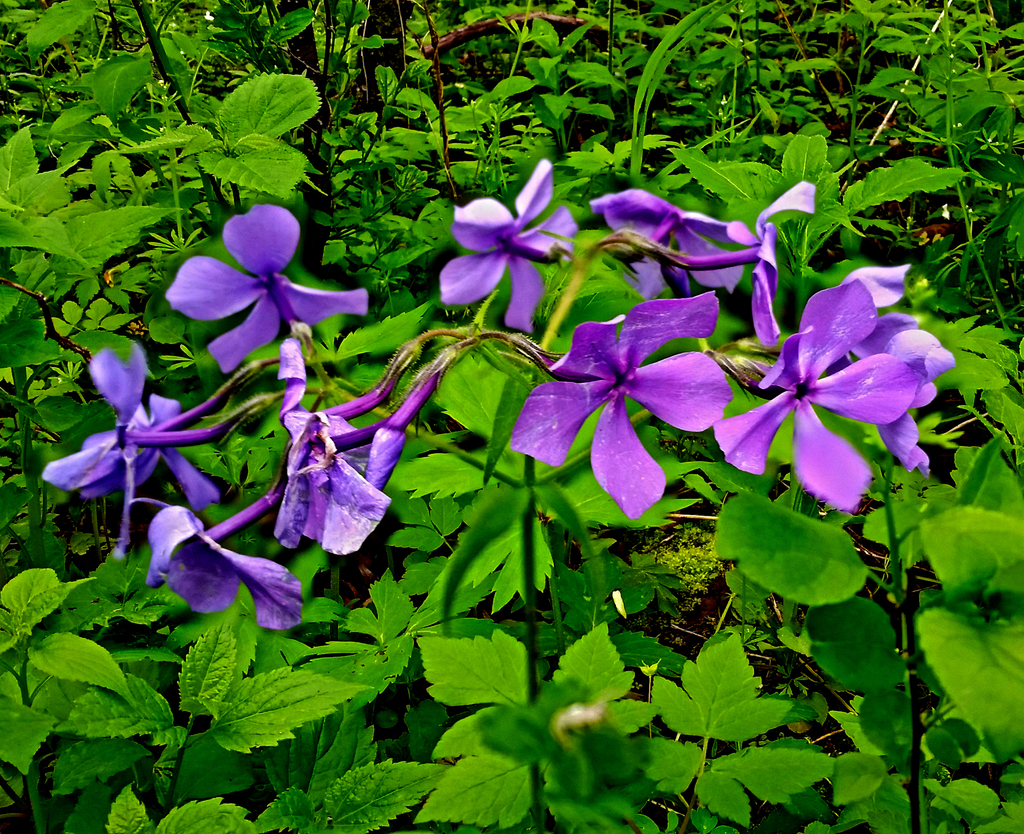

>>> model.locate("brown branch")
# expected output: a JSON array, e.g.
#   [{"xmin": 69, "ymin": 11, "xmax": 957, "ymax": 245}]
[
  {"xmin": 419, "ymin": 0, "xmax": 457, "ymax": 200},
  {"xmin": 0, "ymin": 277, "xmax": 92, "ymax": 361},
  {"xmin": 420, "ymin": 13, "xmax": 602, "ymax": 59}
]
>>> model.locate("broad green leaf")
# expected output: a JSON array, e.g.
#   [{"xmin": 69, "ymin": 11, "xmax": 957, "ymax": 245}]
[
  {"xmin": 256, "ymin": 788, "xmax": 316, "ymax": 834},
  {"xmin": 106, "ymin": 785, "xmax": 155, "ymax": 834},
  {"xmin": 324, "ymin": 760, "xmax": 445, "ymax": 833},
  {"xmin": 859, "ymin": 690, "xmax": 912, "ymax": 772},
  {"xmin": 433, "ymin": 708, "xmax": 498, "ymax": 759},
  {"xmin": 199, "ymin": 139, "xmax": 307, "ymax": 198},
  {"xmin": 61, "ymin": 675, "xmax": 174, "ymax": 739},
  {"xmin": 2, "ymin": 569, "xmax": 90, "ymax": 636},
  {"xmin": 917, "ymin": 608, "xmax": 1024, "ymax": 761},
  {"xmin": 652, "ymin": 635, "xmax": 799, "ymax": 741},
  {"xmin": 483, "ymin": 376, "xmax": 529, "ymax": 484},
  {"xmin": 0, "ymin": 695, "xmax": 56, "ymax": 774},
  {"xmin": 52, "ymin": 739, "xmax": 149, "ymax": 794},
  {"xmin": 91, "ymin": 54, "xmax": 151, "ymax": 118},
  {"xmin": 845, "ymin": 159, "xmax": 964, "ymax": 214},
  {"xmin": 419, "ymin": 630, "xmax": 528, "ymax": 706},
  {"xmin": 642, "ymin": 738, "xmax": 703, "ymax": 794},
  {"xmin": 672, "ymin": 148, "xmax": 780, "ymax": 203},
  {"xmin": 835, "ymin": 775, "xmax": 910, "ymax": 833},
  {"xmin": 209, "ymin": 668, "xmax": 362, "ymax": 752},
  {"xmin": 64, "ymin": 207, "xmax": 168, "ymax": 268},
  {"xmin": 415, "ymin": 754, "xmax": 531, "ymax": 829},
  {"xmin": 161, "ymin": 733, "xmax": 254, "ymax": 805},
  {"xmin": 155, "ymin": 798, "xmax": 255, "ymax": 834},
  {"xmin": 178, "ymin": 624, "xmax": 237, "ymax": 715},
  {"xmin": 345, "ymin": 572, "xmax": 413, "ymax": 646},
  {"xmin": 0, "ymin": 128, "xmax": 38, "ymax": 192},
  {"xmin": 717, "ymin": 493, "xmax": 867, "ymax": 605},
  {"xmin": 695, "ymin": 771, "xmax": 750, "ymax": 828},
  {"xmin": 333, "ymin": 303, "xmax": 431, "ymax": 361},
  {"xmin": 806, "ymin": 598, "xmax": 904, "ymax": 693},
  {"xmin": 925, "ymin": 778, "xmax": 1000, "ymax": 821},
  {"xmin": 553, "ymin": 623, "xmax": 634, "ymax": 700},
  {"xmin": 268, "ymin": 8, "xmax": 313, "ymax": 41},
  {"xmin": 27, "ymin": 0, "xmax": 94, "ymax": 63},
  {"xmin": 120, "ymin": 126, "xmax": 216, "ymax": 156},
  {"xmin": 712, "ymin": 742, "xmax": 833, "ymax": 803},
  {"xmin": 832, "ymin": 752, "xmax": 888, "ymax": 805},
  {"xmin": 29, "ymin": 632, "xmax": 127, "ymax": 695},
  {"xmin": 217, "ymin": 73, "xmax": 320, "ymax": 144},
  {"xmin": 919, "ymin": 507, "xmax": 1024, "ymax": 592},
  {"xmin": 436, "ymin": 352, "xmax": 507, "ymax": 437},
  {"xmin": 956, "ymin": 438, "xmax": 1024, "ymax": 515},
  {"xmin": 390, "ymin": 452, "xmax": 485, "ymax": 498}
]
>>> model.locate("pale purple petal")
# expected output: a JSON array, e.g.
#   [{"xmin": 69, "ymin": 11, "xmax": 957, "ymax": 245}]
[
  {"xmin": 90, "ymin": 345, "xmax": 147, "ymax": 423},
  {"xmin": 678, "ymin": 211, "xmax": 734, "ymax": 243},
  {"xmin": 505, "ymin": 258, "xmax": 545, "ymax": 332},
  {"xmin": 852, "ymin": 312, "xmax": 917, "ymax": 358},
  {"xmin": 750, "ymin": 226, "xmax": 780, "ymax": 346},
  {"xmin": 279, "ymin": 338, "xmax": 307, "ymax": 415},
  {"xmin": 319, "ymin": 458, "xmax": 391, "ymax": 555},
  {"xmin": 714, "ymin": 392, "xmax": 796, "ymax": 474},
  {"xmin": 912, "ymin": 382, "xmax": 937, "ymax": 409},
  {"xmin": 207, "ymin": 294, "xmax": 282, "ymax": 373},
  {"xmin": 439, "ymin": 250, "xmax": 509, "ymax": 306},
  {"xmin": 451, "ymin": 199, "xmax": 515, "ymax": 250},
  {"xmin": 590, "ymin": 189, "xmax": 679, "ymax": 239},
  {"xmin": 160, "ymin": 448, "xmax": 220, "ymax": 509},
  {"xmin": 365, "ymin": 426, "xmax": 405, "ymax": 490},
  {"xmin": 168, "ymin": 257, "xmax": 264, "ymax": 321},
  {"xmin": 624, "ymin": 258, "xmax": 668, "ymax": 299},
  {"xmin": 516, "ymin": 206, "xmax": 578, "ymax": 255},
  {"xmin": 131, "ymin": 448, "xmax": 160, "ymax": 492},
  {"xmin": 514, "ymin": 159, "xmax": 554, "ymax": 225},
  {"xmin": 279, "ymin": 281, "xmax": 369, "ymax": 326},
  {"xmin": 842, "ymin": 265, "xmax": 909, "ymax": 308},
  {"xmin": 591, "ymin": 395, "xmax": 665, "ymax": 519},
  {"xmin": 626, "ymin": 353, "xmax": 732, "ymax": 430},
  {"xmin": 219, "ymin": 549, "xmax": 303, "ymax": 629},
  {"xmin": 676, "ymin": 225, "xmax": 745, "ymax": 291},
  {"xmin": 756, "ymin": 182, "xmax": 816, "ymax": 236},
  {"xmin": 511, "ymin": 380, "xmax": 614, "ymax": 465},
  {"xmin": 808, "ymin": 354, "xmax": 919, "ymax": 424},
  {"xmin": 879, "ymin": 413, "xmax": 930, "ymax": 476},
  {"xmin": 619, "ymin": 293, "xmax": 719, "ymax": 366},
  {"xmin": 165, "ymin": 541, "xmax": 242, "ymax": 613},
  {"xmin": 222, "ymin": 204, "xmax": 300, "ymax": 276},
  {"xmin": 792, "ymin": 400, "xmax": 870, "ymax": 513},
  {"xmin": 146, "ymin": 505, "xmax": 203, "ymax": 587},
  {"xmin": 274, "ymin": 470, "xmax": 311, "ymax": 549},
  {"xmin": 884, "ymin": 329, "xmax": 955, "ymax": 386},
  {"xmin": 78, "ymin": 454, "xmax": 131, "ymax": 499},
  {"xmin": 726, "ymin": 220, "xmax": 760, "ymax": 247},
  {"xmin": 548, "ymin": 320, "xmax": 622, "ymax": 380},
  {"xmin": 147, "ymin": 394, "xmax": 181, "ymax": 426},
  {"xmin": 42, "ymin": 439, "xmax": 118, "ymax": 493}
]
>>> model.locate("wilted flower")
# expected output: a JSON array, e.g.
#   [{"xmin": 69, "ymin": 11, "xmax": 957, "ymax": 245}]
[{"xmin": 168, "ymin": 205, "xmax": 369, "ymax": 372}]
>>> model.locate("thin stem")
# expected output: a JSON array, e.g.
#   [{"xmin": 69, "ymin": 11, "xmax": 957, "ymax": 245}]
[
  {"xmin": 678, "ymin": 735, "xmax": 710, "ymax": 834},
  {"xmin": 541, "ymin": 243, "xmax": 600, "ymax": 350},
  {"xmin": 0, "ymin": 278, "xmax": 91, "ymax": 360},
  {"xmin": 522, "ymin": 458, "xmax": 544, "ymax": 833},
  {"xmin": 14, "ymin": 368, "xmax": 45, "ymax": 567},
  {"xmin": 163, "ymin": 715, "xmax": 195, "ymax": 810}
]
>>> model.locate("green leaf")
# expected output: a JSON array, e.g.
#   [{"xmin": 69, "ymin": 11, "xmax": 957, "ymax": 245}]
[
  {"xmin": 845, "ymin": 159, "xmax": 964, "ymax": 214},
  {"xmin": 65, "ymin": 207, "xmax": 168, "ymax": 268},
  {"xmin": 483, "ymin": 376, "xmax": 529, "ymax": 484},
  {"xmin": 643, "ymin": 738, "xmax": 703, "ymax": 794},
  {"xmin": 415, "ymin": 754, "xmax": 531, "ymax": 829},
  {"xmin": 806, "ymin": 598, "xmax": 904, "ymax": 692},
  {"xmin": 553, "ymin": 623, "xmax": 634, "ymax": 700},
  {"xmin": 333, "ymin": 304, "xmax": 432, "ymax": 361},
  {"xmin": 390, "ymin": 452, "xmax": 485, "ymax": 498},
  {"xmin": 419, "ymin": 630, "xmax": 528, "ymax": 706},
  {"xmin": 324, "ymin": 760, "xmax": 445, "ymax": 833},
  {"xmin": 696, "ymin": 771, "xmax": 750, "ymax": 828},
  {"xmin": 712, "ymin": 742, "xmax": 833, "ymax": 803},
  {"xmin": 120, "ymin": 126, "xmax": 216, "ymax": 156},
  {"xmin": 926, "ymin": 779, "xmax": 1001, "ymax": 821},
  {"xmin": 345, "ymin": 572, "xmax": 413, "ymax": 646},
  {"xmin": 61, "ymin": 674, "xmax": 174, "ymax": 739},
  {"xmin": 716, "ymin": 493, "xmax": 867, "ymax": 605},
  {"xmin": 162, "ymin": 733, "xmax": 254, "ymax": 805},
  {"xmin": 91, "ymin": 54, "xmax": 151, "ymax": 118},
  {"xmin": 0, "ymin": 128, "xmax": 39, "ymax": 192},
  {"xmin": 106, "ymin": 785, "xmax": 155, "ymax": 834},
  {"xmin": 217, "ymin": 73, "xmax": 321, "ymax": 144},
  {"xmin": 832, "ymin": 752, "xmax": 888, "ymax": 805},
  {"xmin": 199, "ymin": 138, "xmax": 307, "ymax": 198},
  {"xmin": 652, "ymin": 635, "xmax": 799, "ymax": 741},
  {"xmin": 268, "ymin": 8, "xmax": 313, "ymax": 41},
  {"xmin": 2, "ymin": 569, "xmax": 90, "ymax": 636},
  {"xmin": 27, "ymin": 0, "xmax": 94, "ymax": 63},
  {"xmin": 52, "ymin": 739, "xmax": 149, "ymax": 795},
  {"xmin": 178, "ymin": 624, "xmax": 237, "ymax": 715},
  {"xmin": 0, "ymin": 695, "xmax": 56, "ymax": 774},
  {"xmin": 672, "ymin": 148, "xmax": 780, "ymax": 203},
  {"xmin": 917, "ymin": 608, "xmax": 1024, "ymax": 761},
  {"xmin": 209, "ymin": 668, "xmax": 362, "ymax": 752},
  {"xmin": 29, "ymin": 631, "xmax": 127, "ymax": 695},
  {"xmin": 256, "ymin": 788, "xmax": 316, "ymax": 833},
  {"xmin": 155, "ymin": 799, "xmax": 255, "ymax": 834},
  {"xmin": 919, "ymin": 507, "xmax": 1024, "ymax": 592}
]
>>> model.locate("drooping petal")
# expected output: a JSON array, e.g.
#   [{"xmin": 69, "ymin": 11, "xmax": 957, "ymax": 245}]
[
  {"xmin": 726, "ymin": 220, "xmax": 760, "ymax": 247},
  {"xmin": 505, "ymin": 258, "xmax": 546, "ymax": 332},
  {"xmin": 222, "ymin": 204, "xmax": 300, "ymax": 276},
  {"xmin": 626, "ymin": 353, "xmax": 732, "ymax": 430},
  {"xmin": 451, "ymin": 199, "xmax": 515, "ymax": 250},
  {"xmin": 511, "ymin": 380, "xmax": 614, "ymax": 466},
  {"xmin": 90, "ymin": 344, "xmax": 147, "ymax": 424},
  {"xmin": 207, "ymin": 293, "xmax": 281, "ymax": 373},
  {"xmin": 852, "ymin": 312, "xmax": 917, "ymax": 358},
  {"xmin": 160, "ymin": 448, "xmax": 220, "ymax": 510},
  {"xmin": 842, "ymin": 264, "xmax": 909, "ymax": 308},
  {"xmin": 364, "ymin": 426, "xmax": 405, "ymax": 490},
  {"xmin": 168, "ymin": 257, "xmax": 264, "ymax": 321},
  {"xmin": 623, "ymin": 258, "xmax": 669, "ymax": 299},
  {"xmin": 514, "ymin": 159, "xmax": 554, "ymax": 225},
  {"xmin": 318, "ymin": 458, "xmax": 391, "ymax": 555},
  {"xmin": 219, "ymin": 548, "xmax": 303, "ymax": 629},
  {"xmin": 439, "ymin": 250, "xmax": 510, "ymax": 306},
  {"xmin": 146, "ymin": 505, "xmax": 204, "ymax": 587},
  {"xmin": 750, "ymin": 226, "xmax": 780, "ymax": 346},
  {"xmin": 884, "ymin": 329, "xmax": 956, "ymax": 387},
  {"xmin": 676, "ymin": 224, "xmax": 745, "ymax": 291},
  {"xmin": 714, "ymin": 392, "xmax": 796, "ymax": 474},
  {"xmin": 548, "ymin": 320, "xmax": 622, "ymax": 381},
  {"xmin": 42, "ymin": 437, "xmax": 119, "ymax": 492},
  {"xmin": 756, "ymin": 181, "xmax": 816, "ymax": 236},
  {"xmin": 879, "ymin": 413, "xmax": 930, "ymax": 476},
  {"xmin": 165, "ymin": 541, "xmax": 242, "ymax": 613},
  {"xmin": 808, "ymin": 354, "xmax": 919, "ymax": 424},
  {"xmin": 274, "ymin": 468, "xmax": 311, "ymax": 549},
  {"xmin": 591, "ymin": 189, "xmax": 679, "ymax": 239},
  {"xmin": 619, "ymin": 293, "xmax": 720, "ymax": 366},
  {"xmin": 146, "ymin": 394, "xmax": 182, "ymax": 426},
  {"xmin": 279, "ymin": 281, "xmax": 370, "ymax": 326},
  {"xmin": 591, "ymin": 394, "xmax": 666, "ymax": 519},
  {"xmin": 279, "ymin": 338, "xmax": 308, "ymax": 416},
  {"xmin": 77, "ymin": 454, "xmax": 130, "ymax": 499},
  {"xmin": 792, "ymin": 400, "xmax": 870, "ymax": 513},
  {"xmin": 678, "ymin": 211, "xmax": 734, "ymax": 243},
  {"xmin": 516, "ymin": 206, "xmax": 578, "ymax": 256}
]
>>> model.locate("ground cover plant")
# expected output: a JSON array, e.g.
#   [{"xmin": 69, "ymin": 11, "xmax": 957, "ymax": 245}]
[{"xmin": 1, "ymin": 0, "xmax": 1024, "ymax": 830}]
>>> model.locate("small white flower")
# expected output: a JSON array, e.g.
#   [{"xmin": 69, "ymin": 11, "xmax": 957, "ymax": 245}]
[
  {"xmin": 941, "ymin": 204, "xmax": 950, "ymax": 220},
  {"xmin": 204, "ymin": 10, "xmax": 214, "ymax": 20}
]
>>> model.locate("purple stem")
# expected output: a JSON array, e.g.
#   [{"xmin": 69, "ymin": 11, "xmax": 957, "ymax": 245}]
[
  {"xmin": 206, "ymin": 479, "xmax": 287, "ymax": 541},
  {"xmin": 126, "ymin": 423, "xmax": 234, "ymax": 447},
  {"xmin": 323, "ymin": 377, "xmax": 399, "ymax": 419},
  {"xmin": 676, "ymin": 246, "xmax": 760, "ymax": 271},
  {"xmin": 330, "ymin": 373, "xmax": 442, "ymax": 451}
]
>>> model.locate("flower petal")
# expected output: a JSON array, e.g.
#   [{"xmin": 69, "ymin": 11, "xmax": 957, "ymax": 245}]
[
  {"xmin": 504, "ymin": 258, "xmax": 545, "ymax": 332},
  {"xmin": 678, "ymin": 211, "xmax": 734, "ymax": 243},
  {"xmin": 756, "ymin": 181, "xmax": 816, "ymax": 236},
  {"xmin": 619, "ymin": 293, "xmax": 720, "ymax": 366},
  {"xmin": 548, "ymin": 321, "xmax": 622, "ymax": 380},
  {"xmin": 451, "ymin": 199, "xmax": 515, "ymax": 250},
  {"xmin": 279, "ymin": 281, "xmax": 369, "ymax": 326},
  {"xmin": 516, "ymin": 206, "xmax": 578, "ymax": 255},
  {"xmin": 750, "ymin": 226, "xmax": 780, "ymax": 345},
  {"xmin": 274, "ymin": 467, "xmax": 311, "ymax": 549},
  {"xmin": 792, "ymin": 400, "xmax": 870, "ymax": 513},
  {"xmin": 842, "ymin": 264, "xmax": 909, "ymax": 308},
  {"xmin": 879, "ymin": 413, "xmax": 930, "ymax": 476},
  {"xmin": 511, "ymin": 380, "xmax": 613, "ymax": 466},
  {"xmin": 809, "ymin": 354, "xmax": 919, "ymax": 424},
  {"xmin": 852, "ymin": 312, "xmax": 917, "ymax": 358},
  {"xmin": 168, "ymin": 257, "xmax": 264, "ymax": 320},
  {"xmin": 166, "ymin": 541, "xmax": 242, "ymax": 613},
  {"xmin": 676, "ymin": 224, "xmax": 745, "ymax": 291},
  {"xmin": 514, "ymin": 159, "xmax": 554, "ymax": 225},
  {"xmin": 42, "ymin": 437, "xmax": 119, "ymax": 492},
  {"xmin": 623, "ymin": 258, "xmax": 669, "ymax": 299},
  {"xmin": 714, "ymin": 392, "xmax": 796, "ymax": 474},
  {"xmin": 91, "ymin": 344, "xmax": 147, "ymax": 423},
  {"xmin": 207, "ymin": 293, "xmax": 282, "ymax": 373},
  {"xmin": 319, "ymin": 458, "xmax": 391, "ymax": 555},
  {"xmin": 365, "ymin": 426, "xmax": 405, "ymax": 490},
  {"xmin": 222, "ymin": 204, "xmax": 300, "ymax": 276},
  {"xmin": 439, "ymin": 250, "xmax": 509, "ymax": 306},
  {"xmin": 591, "ymin": 189, "xmax": 679, "ymax": 238},
  {"xmin": 626, "ymin": 353, "xmax": 732, "ymax": 430},
  {"xmin": 279, "ymin": 338, "xmax": 308, "ymax": 415},
  {"xmin": 885, "ymin": 329, "xmax": 955, "ymax": 386},
  {"xmin": 146, "ymin": 505, "xmax": 203, "ymax": 587},
  {"xmin": 160, "ymin": 448, "xmax": 220, "ymax": 510},
  {"xmin": 147, "ymin": 394, "xmax": 182, "ymax": 426},
  {"xmin": 220, "ymin": 549, "xmax": 303, "ymax": 629},
  {"xmin": 591, "ymin": 394, "xmax": 665, "ymax": 519}
]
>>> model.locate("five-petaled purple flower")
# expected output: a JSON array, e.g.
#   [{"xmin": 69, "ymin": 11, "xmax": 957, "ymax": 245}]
[
  {"xmin": 590, "ymin": 189, "xmax": 746, "ymax": 298},
  {"xmin": 713, "ymin": 281, "xmax": 921, "ymax": 512},
  {"xmin": 440, "ymin": 159, "xmax": 578, "ymax": 332},
  {"xmin": 168, "ymin": 205, "xmax": 369, "ymax": 373},
  {"xmin": 511, "ymin": 294, "xmax": 732, "ymax": 518},
  {"xmin": 42, "ymin": 345, "xmax": 219, "ymax": 556},
  {"xmin": 146, "ymin": 502, "xmax": 302, "ymax": 630}
]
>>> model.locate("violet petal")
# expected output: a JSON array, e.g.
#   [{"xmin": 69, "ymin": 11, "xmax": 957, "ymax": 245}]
[
  {"xmin": 146, "ymin": 505, "xmax": 204, "ymax": 587},
  {"xmin": 319, "ymin": 458, "xmax": 391, "ymax": 555},
  {"xmin": 750, "ymin": 226, "xmax": 780, "ymax": 346},
  {"xmin": 207, "ymin": 293, "xmax": 281, "ymax": 373},
  {"xmin": 279, "ymin": 281, "xmax": 369, "ymax": 326},
  {"xmin": 165, "ymin": 540, "xmax": 241, "ymax": 613},
  {"xmin": 514, "ymin": 159, "xmax": 554, "ymax": 226},
  {"xmin": 222, "ymin": 204, "xmax": 301, "ymax": 276},
  {"xmin": 879, "ymin": 413, "xmax": 930, "ymax": 476},
  {"xmin": 439, "ymin": 250, "xmax": 510, "ymax": 306},
  {"xmin": 626, "ymin": 353, "xmax": 732, "ymax": 430},
  {"xmin": 842, "ymin": 264, "xmax": 909, "ymax": 308},
  {"xmin": 619, "ymin": 293, "xmax": 719, "ymax": 367},
  {"xmin": 852, "ymin": 312, "xmax": 917, "ymax": 358},
  {"xmin": 809, "ymin": 354, "xmax": 919, "ymax": 424},
  {"xmin": 591, "ymin": 189, "xmax": 680, "ymax": 239},
  {"xmin": 504, "ymin": 258, "xmax": 545, "ymax": 332},
  {"xmin": 548, "ymin": 320, "xmax": 622, "ymax": 380},
  {"xmin": 511, "ymin": 380, "xmax": 614, "ymax": 466},
  {"xmin": 591, "ymin": 394, "xmax": 665, "ymax": 519},
  {"xmin": 168, "ymin": 257, "xmax": 264, "ymax": 321},
  {"xmin": 714, "ymin": 392, "xmax": 796, "ymax": 474},
  {"xmin": 160, "ymin": 448, "xmax": 220, "ymax": 510},
  {"xmin": 792, "ymin": 400, "xmax": 870, "ymax": 513},
  {"xmin": 756, "ymin": 181, "xmax": 816, "ymax": 236},
  {"xmin": 90, "ymin": 345, "xmax": 147, "ymax": 424},
  {"xmin": 219, "ymin": 548, "xmax": 303, "ymax": 629},
  {"xmin": 451, "ymin": 199, "xmax": 515, "ymax": 251},
  {"xmin": 279, "ymin": 338, "xmax": 308, "ymax": 416}
]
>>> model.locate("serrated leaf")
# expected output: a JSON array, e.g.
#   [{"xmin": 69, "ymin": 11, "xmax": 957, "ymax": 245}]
[
  {"xmin": 61, "ymin": 674, "xmax": 174, "ymax": 739},
  {"xmin": 256, "ymin": 788, "xmax": 316, "ymax": 833},
  {"xmin": 199, "ymin": 140, "xmax": 307, "ymax": 198},
  {"xmin": 696, "ymin": 771, "xmax": 750, "ymax": 828},
  {"xmin": 346, "ymin": 572, "xmax": 413, "ymax": 646},
  {"xmin": 2, "ymin": 569, "xmax": 90, "ymax": 636},
  {"xmin": 712, "ymin": 742, "xmax": 833, "ymax": 802},
  {"xmin": 209, "ymin": 668, "xmax": 363, "ymax": 752},
  {"xmin": 0, "ymin": 128, "xmax": 38, "ymax": 192},
  {"xmin": 553, "ymin": 623, "xmax": 633, "ymax": 700},
  {"xmin": 334, "ymin": 303, "xmax": 432, "ymax": 361},
  {"xmin": 268, "ymin": 8, "xmax": 313, "ymax": 41},
  {"xmin": 27, "ymin": 0, "xmax": 94, "ymax": 63},
  {"xmin": 419, "ymin": 630, "xmax": 528, "ymax": 706},
  {"xmin": 415, "ymin": 754, "xmax": 531, "ymax": 829},
  {"xmin": 65, "ymin": 207, "xmax": 168, "ymax": 268},
  {"xmin": 179, "ymin": 625, "xmax": 237, "ymax": 715},
  {"xmin": 673, "ymin": 148, "xmax": 780, "ymax": 203},
  {"xmin": 155, "ymin": 798, "xmax": 255, "ymax": 834},
  {"xmin": 217, "ymin": 73, "xmax": 320, "ymax": 144},
  {"xmin": 0, "ymin": 694, "xmax": 56, "ymax": 774},
  {"xmin": 324, "ymin": 760, "xmax": 444, "ymax": 833},
  {"xmin": 30, "ymin": 632, "xmax": 127, "ymax": 695},
  {"xmin": 652, "ymin": 635, "xmax": 798, "ymax": 741},
  {"xmin": 845, "ymin": 159, "xmax": 964, "ymax": 214},
  {"xmin": 52, "ymin": 739, "xmax": 149, "ymax": 794},
  {"xmin": 106, "ymin": 784, "xmax": 155, "ymax": 834},
  {"xmin": 121, "ymin": 126, "xmax": 216, "ymax": 156},
  {"xmin": 643, "ymin": 738, "xmax": 703, "ymax": 794}
]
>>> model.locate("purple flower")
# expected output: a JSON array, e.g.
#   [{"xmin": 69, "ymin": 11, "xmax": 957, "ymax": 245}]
[
  {"xmin": 511, "ymin": 294, "xmax": 732, "ymax": 518},
  {"xmin": 713, "ymin": 281, "xmax": 922, "ymax": 512},
  {"xmin": 146, "ymin": 504, "xmax": 302, "ymax": 629},
  {"xmin": 440, "ymin": 160, "xmax": 578, "ymax": 332},
  {"xmin": 168, "ymin": 205, "xmax": 369, "ymax": 372},
  {"xmin": 725, "ymin": 182, "xmax": 816, "ymax": 345},
  {"xmin": 590, "ymin": 189, "xmax": 747, "ymax": 298},
  {"xmin": 42, "ymin": 345, "xmax": 219, "ymax": 556}
]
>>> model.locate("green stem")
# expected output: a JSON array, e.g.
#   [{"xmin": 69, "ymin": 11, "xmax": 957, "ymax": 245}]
[
  {"xmin": 678, "ymin": 736, "xmax": 710, "ymax": 834},
  {"xmin": 13, "ymin": 368, "xmax": 45, "ymax": 568},
  {"xmin": 163, "ymin": 715, "xmax": 195, "ymax": 811},
  {"xmin": 548, "ymin": 527, "xmax": 567, "ymax": 658},
  {"xmin": 25, "ymin": 761, "xmax": 44, "ymax": 834},
  {"xmin": 522, "ymin": 460, "xmax": 545, "ymax": 833},
  {"xmin": 540, "ymin": 243, "xmax": 600, "ymax": 350}
]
